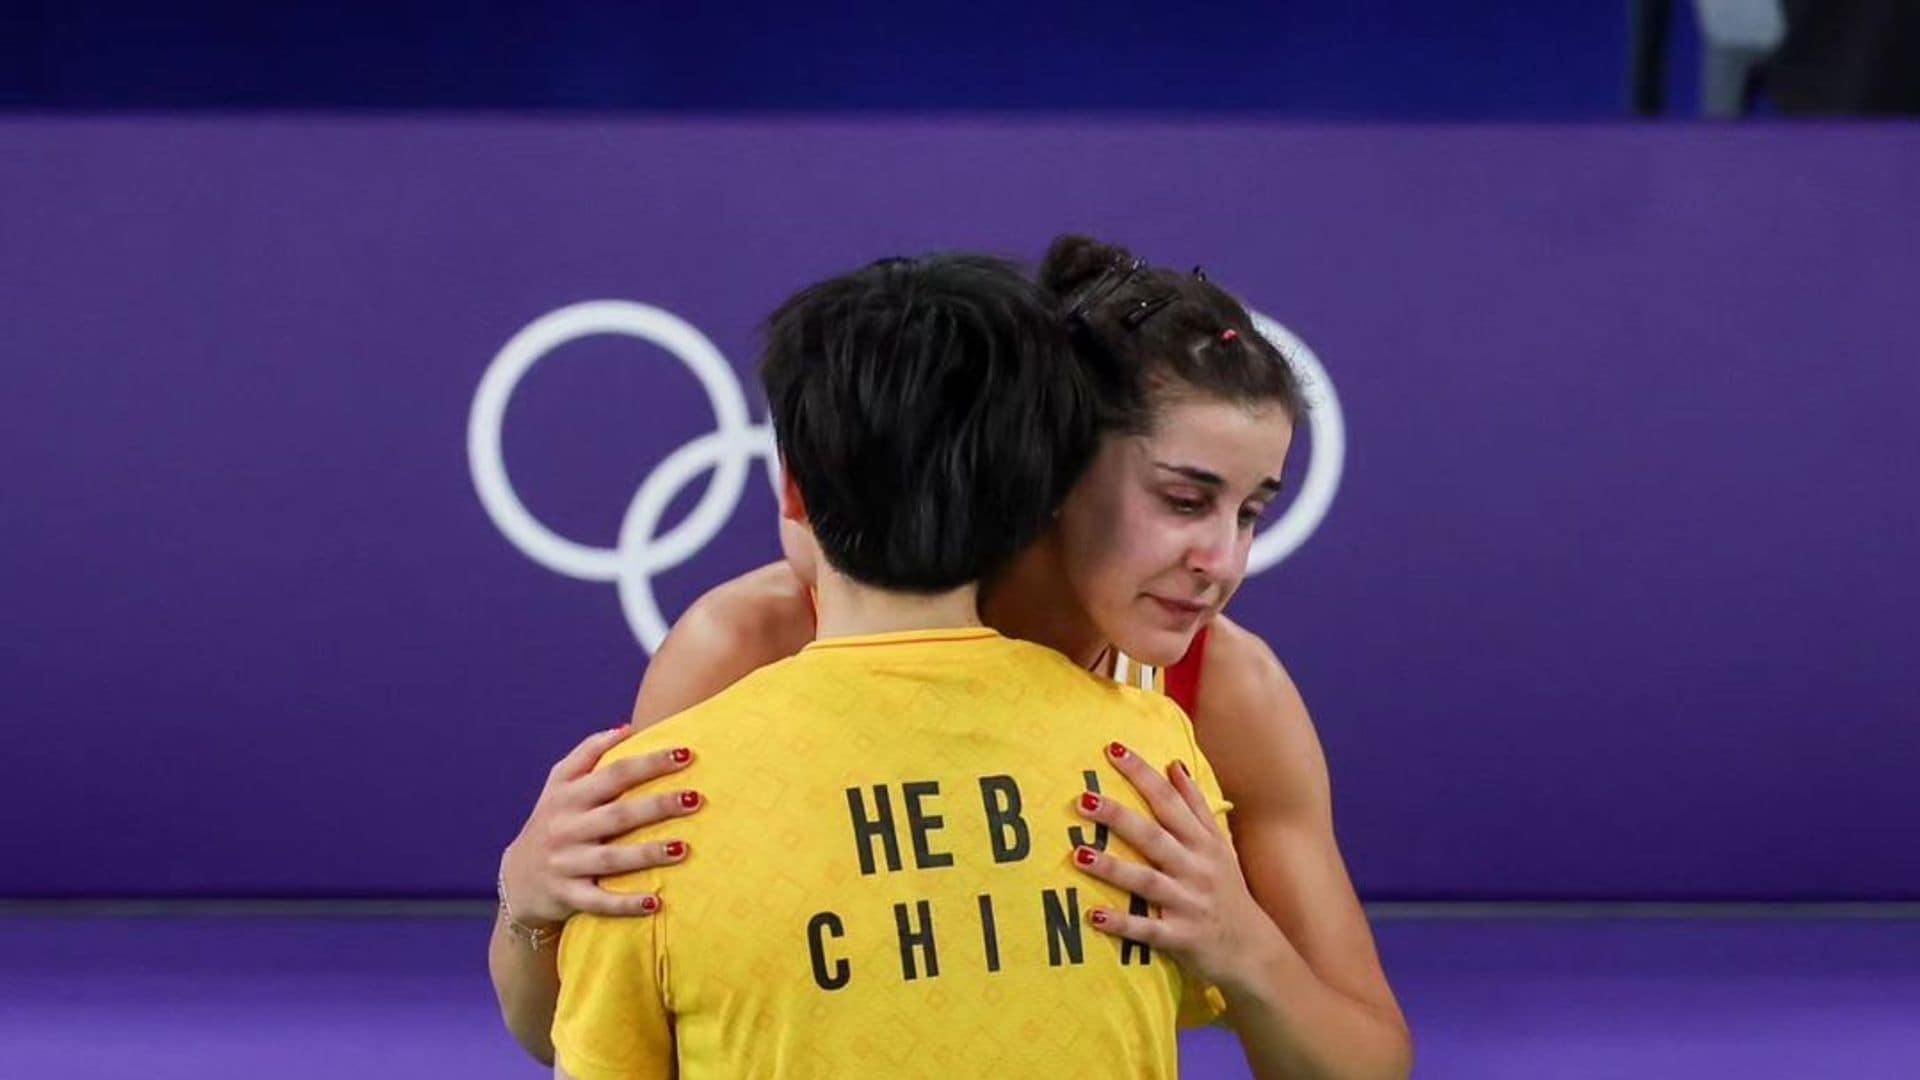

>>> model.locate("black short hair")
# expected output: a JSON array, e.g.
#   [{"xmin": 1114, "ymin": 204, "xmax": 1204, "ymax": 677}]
[{"xmin": 761, "ymin": 254, "xmax": 1097, "ymax": 592}]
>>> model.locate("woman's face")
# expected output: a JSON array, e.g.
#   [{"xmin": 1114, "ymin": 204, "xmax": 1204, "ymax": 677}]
[{"xmin": 1055, "ymin": 395, "xmax": 1295, "ymax": 667}]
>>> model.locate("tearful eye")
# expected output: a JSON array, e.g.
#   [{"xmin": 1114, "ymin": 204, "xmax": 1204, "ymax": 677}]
[{"xmin": 1165, "ymin": 496, "xmax": 1205, "ymax": 516}]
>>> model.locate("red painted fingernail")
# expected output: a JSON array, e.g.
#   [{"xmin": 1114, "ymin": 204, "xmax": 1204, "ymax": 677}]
[
  {"xmin": 639, "ymin": 895, "xmax": 660, "ymax": 914},
  {"xmin": 1080, "ymin": 792, "xmax": 1101, "ymax": 813},
  {"xmin": 664, "ymin": 840, "xmax": 687, "ymax": 859},
  {"xmin": 1074, "ymin": 846, "xmax": 1097, "ymax": 867},
  {"xmin": 1107, "ymin": 741, "xmax": 1127, "ymax": 760},
  {"xmin": 679, "ymin": 790, "xmax": 701, "ymax": 809},
  {"xmin": 1090, "ymin": 910, "xmax": 1109, "ymax": 926},
  {"xmin": 670, "ymin": 747, "xmax": 692, "ymax": 765}
]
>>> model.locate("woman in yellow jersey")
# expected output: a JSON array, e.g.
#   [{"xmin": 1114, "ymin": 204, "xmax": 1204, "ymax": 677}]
[{"xmin": 491, "ymin": 236, "xmax": 1413, "ymax": 1078}]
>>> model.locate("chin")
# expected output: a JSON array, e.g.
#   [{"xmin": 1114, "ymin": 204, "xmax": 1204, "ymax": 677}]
[{"xmin": 1110, "ymin": 622, "xmax": 1203, "ymax": 669}]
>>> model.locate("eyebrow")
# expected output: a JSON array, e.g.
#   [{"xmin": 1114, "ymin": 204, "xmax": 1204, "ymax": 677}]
[{"xmin": 1152, "ymin": 461, "xmax": 1284, "ymax": 496}]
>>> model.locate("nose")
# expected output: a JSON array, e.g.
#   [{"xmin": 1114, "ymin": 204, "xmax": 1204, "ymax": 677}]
[{"xmin": 1184, "ymin": 514, "xmax": 1238, "ymax": 585}]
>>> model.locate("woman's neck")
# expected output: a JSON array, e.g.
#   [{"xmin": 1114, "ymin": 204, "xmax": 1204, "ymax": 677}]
[{"xmin": 980, "ymin": 535, "xmax": 1109, "ymax": 671}]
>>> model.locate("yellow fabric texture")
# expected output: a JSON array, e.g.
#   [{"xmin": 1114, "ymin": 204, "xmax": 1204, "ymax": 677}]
[{"xmin": 553, "ymin": 628, "xmax": 1232, "ymax": 1080}]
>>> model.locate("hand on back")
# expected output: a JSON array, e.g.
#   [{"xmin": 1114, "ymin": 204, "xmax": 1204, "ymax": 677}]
[{"xmin": 499, "ymin": 727, "xmax": 702, "ymax": 927}]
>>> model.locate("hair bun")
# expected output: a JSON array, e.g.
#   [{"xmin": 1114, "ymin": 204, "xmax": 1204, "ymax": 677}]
[{"xmin": 1038, "ymin": 234, "xmax": 1138, "ymax": 301}]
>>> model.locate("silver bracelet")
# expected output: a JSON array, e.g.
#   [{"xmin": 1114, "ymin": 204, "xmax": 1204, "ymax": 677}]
[{"xmin": 496, "ymin": 870, "xmax": 562, "ymax": 951}]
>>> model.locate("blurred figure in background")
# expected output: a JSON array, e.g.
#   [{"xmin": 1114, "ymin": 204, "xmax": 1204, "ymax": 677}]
[{"xmin": 1770, "ymin": 0, "xmax": 1920, "ymax": 114}]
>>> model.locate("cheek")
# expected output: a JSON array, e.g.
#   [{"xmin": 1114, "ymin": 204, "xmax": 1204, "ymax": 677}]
[
  {"xmin": 1058, "ymin": 490, "xmax": 1116, "ymax": 562},
  {"xmin": 1061, "ymin": 495, "xmax": 1161, "ymax": 606},
  {"xmin": 1056, "ymin": 460, "xmax": 1130, "ymax": 563},
  {"xmin": 1107, "ymin": 495, "xmax": 1193, "ymax": 586},
  {"xmin": 1063, "ymin": 521, "xmax": 1134, "ymax": 604}
]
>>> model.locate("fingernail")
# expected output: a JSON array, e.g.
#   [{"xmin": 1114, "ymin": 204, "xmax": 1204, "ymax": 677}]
[
  {"xmin": 1079, "ymin": 792, "xmax": 1101, "ymax": 813},
  {"xmin": 1173, "ymin": 760, "xmax": 1191, "ymax": 779},
  {"xmin": 664, "ymin": 840, "xmax": 687, "ymax": 859},
  {"xmin": 670, "ymin": 747, "xmax": 692, "ymax": 765},
  {"xmin": 639, "ymin": 895, "xmax": 661, "ymax": 914},
  {"xmin": 1090, "ymin": 909, "xmax": 1109, "ymax": 926},
  {"xmin": 678, "ymin": 791, "xmax": 702, "ymax": 810},
  {"xmin": 1107, "ymin": 741, "xmax": 1127, "ymax": 760},
  {"xmin": 1074, "ymin": 846, "xmax": 1097, "ymax": 867}
]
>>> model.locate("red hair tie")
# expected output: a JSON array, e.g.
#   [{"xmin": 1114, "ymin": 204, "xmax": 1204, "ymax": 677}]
[{"xmin": 1220, "ymin": 328, "xmax": 1239, "ymax": 342}]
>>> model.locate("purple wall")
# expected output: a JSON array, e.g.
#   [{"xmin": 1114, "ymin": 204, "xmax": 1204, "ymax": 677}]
[{"xmin": 4, "ymin": 119, "xmax": 1915, "ymax": 899}]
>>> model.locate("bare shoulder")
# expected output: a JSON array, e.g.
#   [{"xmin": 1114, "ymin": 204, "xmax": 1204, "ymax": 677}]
[
  {"xmin": 1190, "ymin": 614, "xmax": 1330, "ymax": 819},
  {"xmin": 629, "ymin": 561, "xmax": 815, "ymax": 728},
  {"xmin": 1200, "ymin": 618, "xmax": 1411, "ymax": 1042},
  {"xmin": 685, "ymin": 560, "xmax": 816, "ymax": 653}
]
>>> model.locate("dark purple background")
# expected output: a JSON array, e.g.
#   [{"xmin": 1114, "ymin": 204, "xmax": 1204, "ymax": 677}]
[{"xmin": 4, "ymin": 119, "xmax": 1915, "ymax": 899}]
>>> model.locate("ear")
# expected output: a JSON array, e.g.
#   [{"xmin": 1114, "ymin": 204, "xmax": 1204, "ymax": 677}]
[{"xmin": 779, "ymin": 462, "xmax": 807, "ymax": 524}]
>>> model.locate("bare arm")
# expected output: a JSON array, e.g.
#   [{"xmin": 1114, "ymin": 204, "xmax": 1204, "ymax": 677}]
[
  {"xmin": 1194, "ymin": 615, "xmax": 1413, "ymax": 1079},
  {"xmin": 490, "ymin": 561, "xmax": 814, "ymax": 1063}
]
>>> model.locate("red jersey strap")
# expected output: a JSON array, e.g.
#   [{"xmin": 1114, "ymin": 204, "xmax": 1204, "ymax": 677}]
[{"xmin": 1163, "ymin": 625, "xmax": 1210, "ymax": 717}]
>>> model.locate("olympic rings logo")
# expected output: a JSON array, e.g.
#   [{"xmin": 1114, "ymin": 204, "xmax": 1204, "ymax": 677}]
[{"xmin": 468, "ymin": 300, "xmax": 1345, "ymax": 654}]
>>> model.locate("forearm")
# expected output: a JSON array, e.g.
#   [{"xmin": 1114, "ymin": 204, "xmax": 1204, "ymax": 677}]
[
  {"xmin": 489, "ymin": 911, "xmax": 562, "ymax": 1065},
  {"xmin": 1220, "ymin": 932, "xmax": 1412, "ymax": 1080}
]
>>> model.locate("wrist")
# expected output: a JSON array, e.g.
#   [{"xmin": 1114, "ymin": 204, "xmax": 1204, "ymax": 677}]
[
  {"xmin": 1214, "ymin": 921, "xmax": 1297, "ymax": 1005},
  {"xmin": 497, "ymin": 847, "xmax": 564, "ymax": 944}
]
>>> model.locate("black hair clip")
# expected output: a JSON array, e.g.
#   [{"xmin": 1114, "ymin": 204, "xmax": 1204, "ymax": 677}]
[
  {"xmin": 1122, "ymin": 291, "xmax": 1178, "ymax": 328},
  {"xmin": 1191, "ymin": 265, "xmax": 1208, "ymax": 283},
  {"xmin": 1066, "ymin": 257, "xmax": 1147, "ymax": 322}
]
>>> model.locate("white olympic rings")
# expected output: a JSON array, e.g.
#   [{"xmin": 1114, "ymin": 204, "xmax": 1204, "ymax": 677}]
[{"xmin": 469, "ymin": 299, "xmax": 1344, "ymax": 654}]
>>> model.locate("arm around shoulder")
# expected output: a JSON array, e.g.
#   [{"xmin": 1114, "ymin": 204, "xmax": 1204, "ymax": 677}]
[
  {"xmin": 492, "ymin": 561, "xmax": 811, "ymax": 1065},
  {"xmin": 1192, "ymin": 616, "xmax": 1413, "ymax": 1079}
]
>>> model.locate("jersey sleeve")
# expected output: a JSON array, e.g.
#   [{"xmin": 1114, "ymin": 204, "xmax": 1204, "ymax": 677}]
[
  {"xmin": 1176, "ymin": 978, "xmax": 1230, "ymax": 1029},
  {"xmin": 551, "ymin": 905, "xmax": 674, "ymax": 1079},
  {"xmin": 549, "ymin": 732, "xmax": 678, "ymax": 1078}
]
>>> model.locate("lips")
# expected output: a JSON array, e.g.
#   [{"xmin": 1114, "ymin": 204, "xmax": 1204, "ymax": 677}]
[{"xmin": 1147, "ymin": 595, "xmax": 1208, "ymax": 619}]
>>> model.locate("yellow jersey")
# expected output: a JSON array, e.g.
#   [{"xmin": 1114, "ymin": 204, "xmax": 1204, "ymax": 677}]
[{"xmin": 552, "ymin": 627, "xmax": 1230, "ymax": 1079}]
